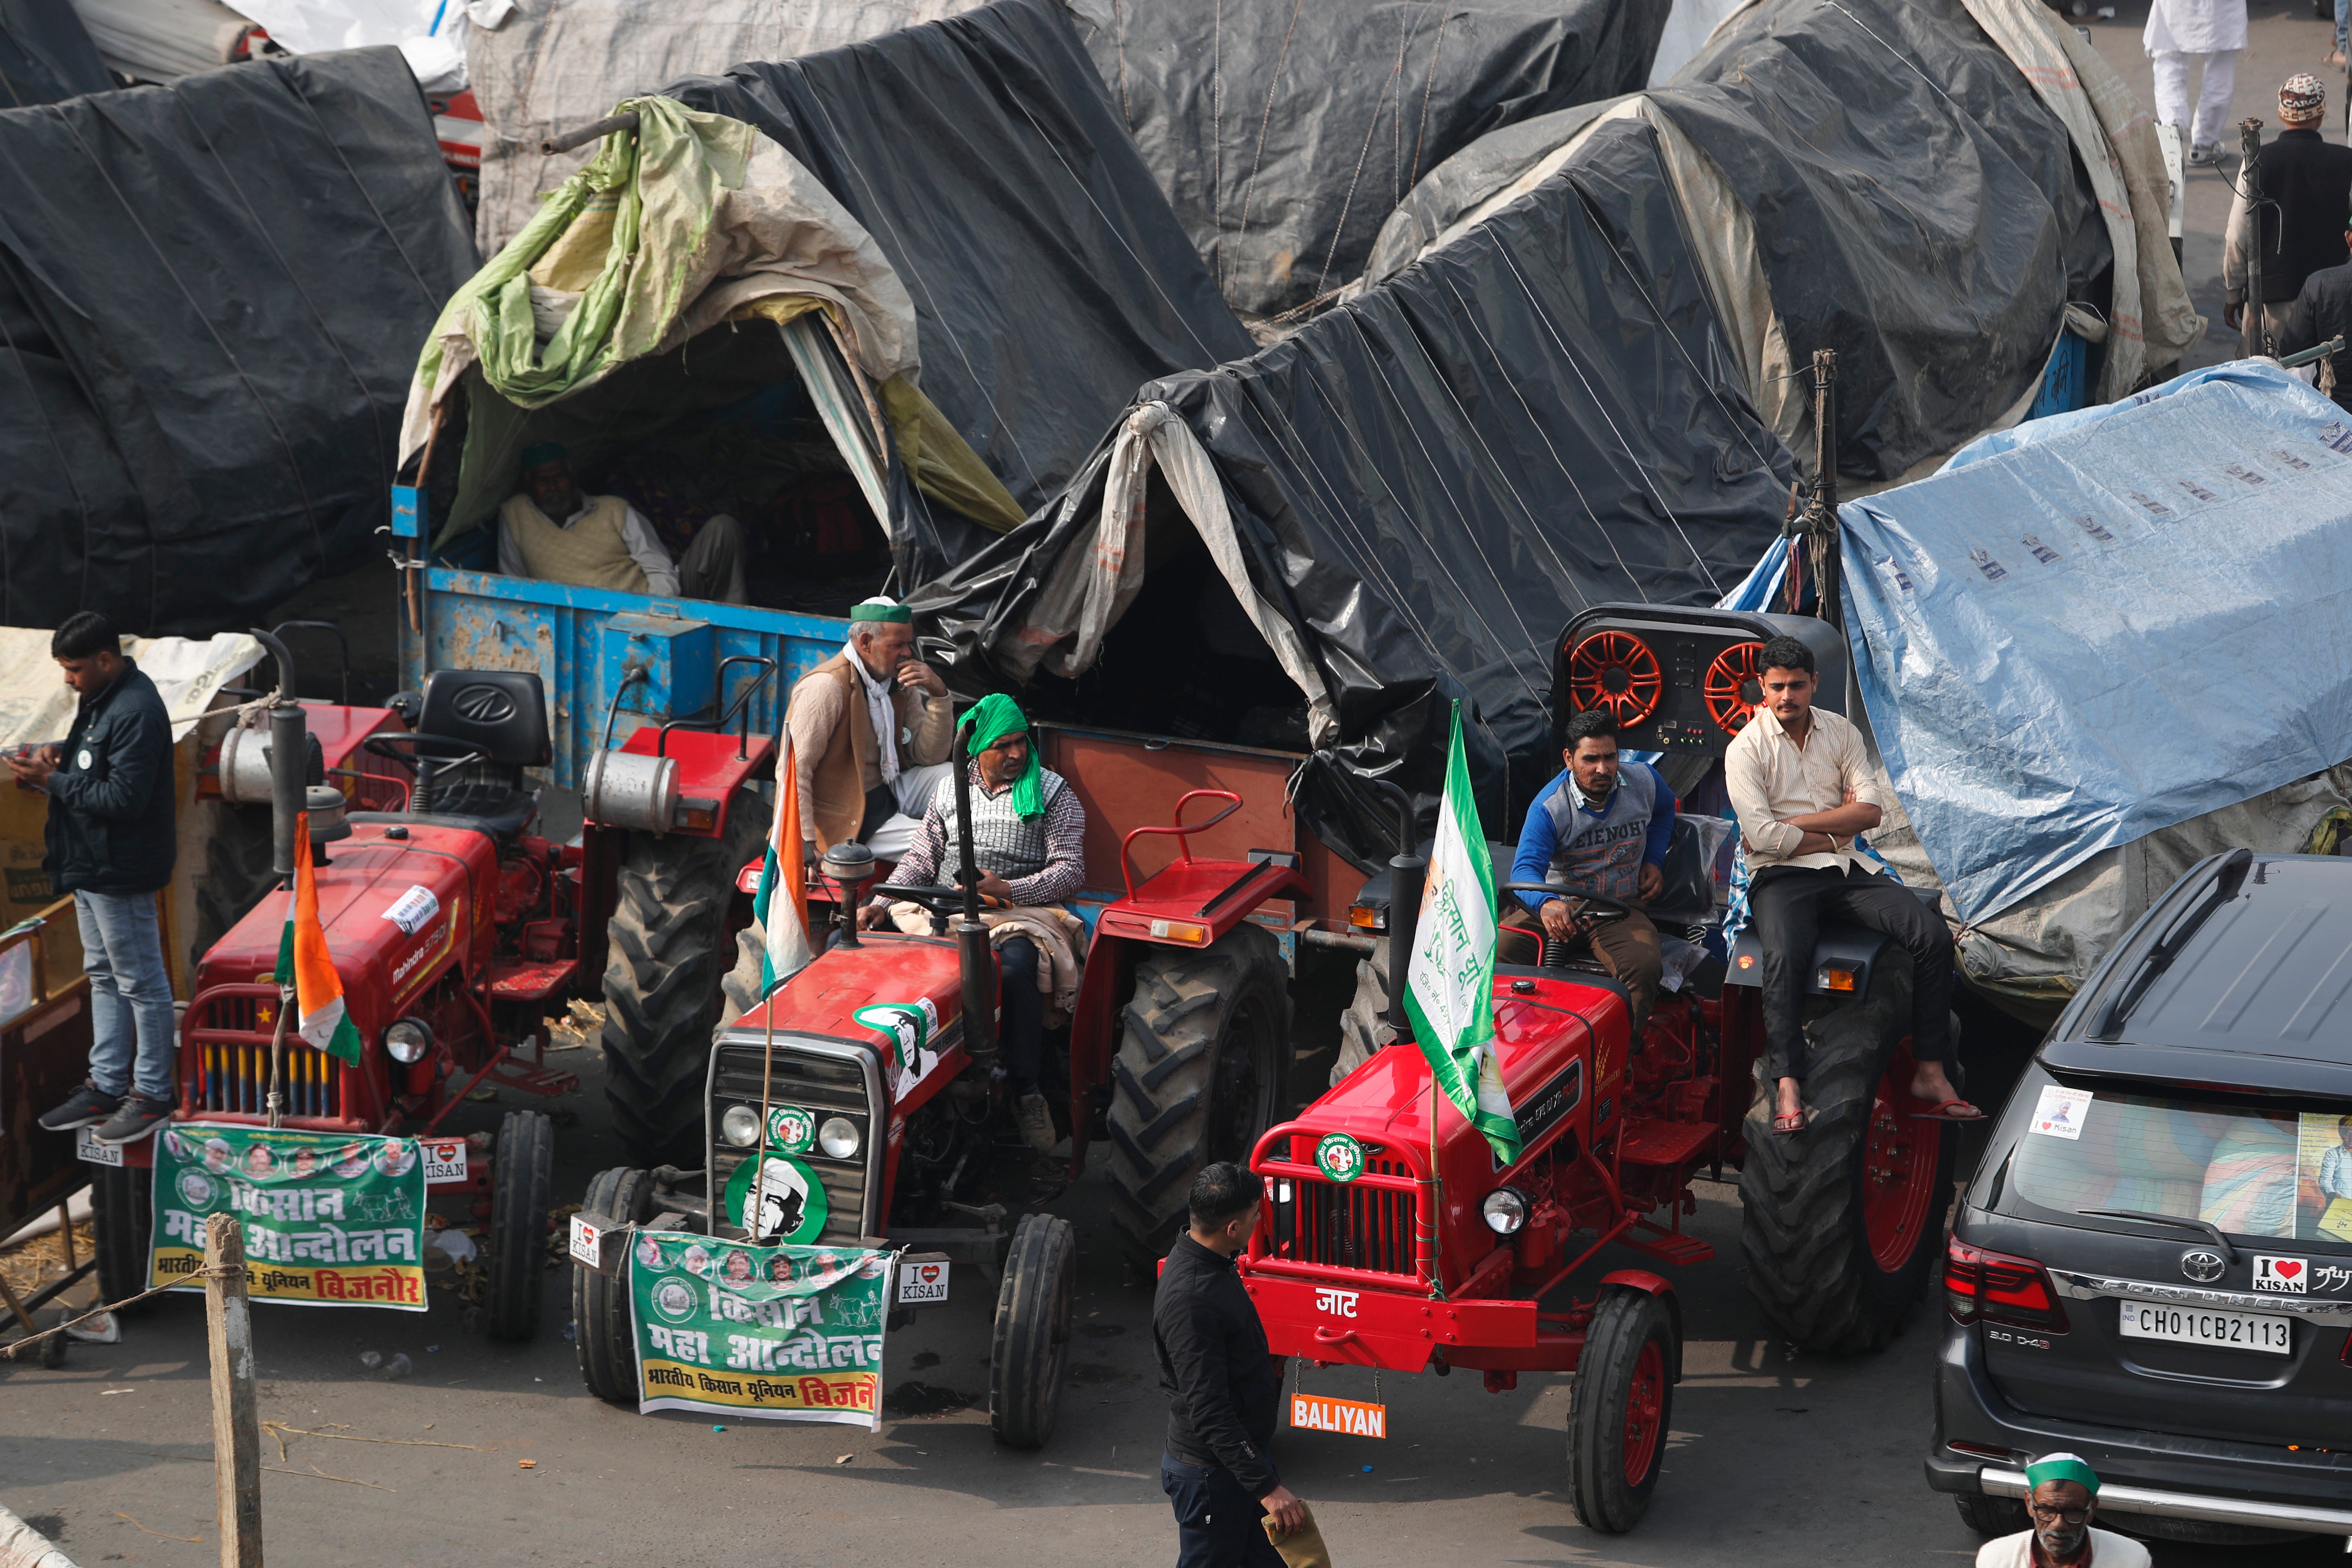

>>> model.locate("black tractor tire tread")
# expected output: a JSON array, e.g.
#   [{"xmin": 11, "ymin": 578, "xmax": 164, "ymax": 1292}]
[
  {"xmin": 1736, "ymin": 948, "xmax": 1956, "ymax": 1354},
  {"xmin": 1105, "ymin": 923, "xmax": 1291, "ymax": 1268},
  {"xmin": 1952, "ymin": 1493, "xmax": 2030, "ymax": 1535},
  {"xmin": 486, "ymin": 1109, "xmax": 555, "ymax": 1342},
  {"xmin": 602, "ymin": 792, "xmax": 770, "ymax": 1165},
  {"xmin": 1566, "ymin": 1286, "xmax": 1678, "ymax": 1534},
  {"xmin": 193, "ymin": 804, "xmax": 276, "ymax": 970},
  {"xmin": 717, "ymin": 918, "xmax": 770, "ymax": 1034},
  {"xmin": 989, "ymin": 1212, "xmax": 1076, "ymax": 1449},
  {"xmin": 573, "ymin": 1165, "xmax": 654, "ymax": 1403},
  {"xmin": 1330, "ymin": 938, "xmax": 1393, "ymax": 1087},
  {"xmin": 91, "ymin": 1163, "xmax": 153, "ymax": 1315}
]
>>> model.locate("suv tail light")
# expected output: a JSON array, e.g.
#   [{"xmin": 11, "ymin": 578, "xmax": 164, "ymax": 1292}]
[{"xmin": 1946, "ymin": 1237, "xmax": 2070, "ymax": 1332}]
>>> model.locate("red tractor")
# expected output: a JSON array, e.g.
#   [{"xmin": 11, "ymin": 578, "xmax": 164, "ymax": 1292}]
[
  {"xmin": 572, "ymin": 741, "xmax": 1309, "ymax": 1447},
  {"xmin": 1265, "ymin": 605, "xmax": 1959, "ymax": 1532},
  {"xmin": 89, "ymin": 636, "xmax": 783, "ymax": 1341}
]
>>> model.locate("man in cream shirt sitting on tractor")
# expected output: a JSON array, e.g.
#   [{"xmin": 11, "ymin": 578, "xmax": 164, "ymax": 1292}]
[{"xmin": 496, "ymin": 441, "xmax": 747, "ymax": 603}]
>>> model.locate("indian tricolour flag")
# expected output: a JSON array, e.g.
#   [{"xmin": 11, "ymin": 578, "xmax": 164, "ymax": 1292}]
[
  {"xmin": 751, "ymin": 729, "xmax": 814, "ymax": 996},
  {"xmin": 1401, "ymin": 702, "xmax": 1520, "ymax": 1165},
  {"xmin": 273, "ymin": 810, "xmax": 362, "ymax": 1064}
]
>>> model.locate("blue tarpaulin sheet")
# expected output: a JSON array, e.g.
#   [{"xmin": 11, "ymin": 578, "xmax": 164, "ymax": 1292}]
[{"xmin": 1839, "ymin": 362, "xmax": 2352, "ymax": 923}]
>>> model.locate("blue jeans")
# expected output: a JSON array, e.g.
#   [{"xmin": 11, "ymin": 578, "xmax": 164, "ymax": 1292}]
[
  {"xmin": 77, "ymin": 890, "xmax": 176, "ymax": 1102},
  {"xmin": 1160, "ymin": 1456, "xmax": 1285, "ymax": 1568},
  {"xmin": 2337, "ymin": 0, "xmax": 2347, "ymax": 57}
]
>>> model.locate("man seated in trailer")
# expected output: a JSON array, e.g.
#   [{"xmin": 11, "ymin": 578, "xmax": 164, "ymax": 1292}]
[{"xmin": 496, "ymin": 442, "xmax": 746, "ymax": 603}]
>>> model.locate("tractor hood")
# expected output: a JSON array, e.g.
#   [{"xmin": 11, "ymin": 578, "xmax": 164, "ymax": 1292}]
[
  {"xmin": 193, "ymin": 821, "xmax": 490, "ymax": 1029},
  {"xmin": 1286, "ymin": 971, "xmax": 1629, "ymax": 1182},
  {"xmin": 726, "ymin": 933, "xmax": 967, "ymax": 1106}
]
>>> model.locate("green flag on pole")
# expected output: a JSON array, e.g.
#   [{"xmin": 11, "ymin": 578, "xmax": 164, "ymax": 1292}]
[{"xmin": 1401, "ymin": 702, "xmax": 1521, "ymax": 1166}]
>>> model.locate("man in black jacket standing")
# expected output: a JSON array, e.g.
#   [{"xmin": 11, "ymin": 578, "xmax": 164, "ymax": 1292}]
[
  {"xmin": 2223, "ymin": 74, "xmax": 2352, "ymax": 350},
  {"xmin": 1155, "ymin": 1162, "xmax": 1305, "ymax": 1566},
  {"xmin": 2279, "ymin": 219, "xmax": 2352, "ymax": 408},
  {"xmin": 24, "ymin": 612, "xmax": 181, "ymax": 1145}
]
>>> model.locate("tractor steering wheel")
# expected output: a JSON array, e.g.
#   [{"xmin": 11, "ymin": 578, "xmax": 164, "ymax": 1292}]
[
  {"xmin": 363, "ymin": 732, "xmax": 490, "ymax": 776},
  {"xmin": 1498, "ymin": 881, "xmax": 1634, "ymax": 926},
  {"xmin": 873, "ymin": 883, "xmax": 977, "ymax": 918}
]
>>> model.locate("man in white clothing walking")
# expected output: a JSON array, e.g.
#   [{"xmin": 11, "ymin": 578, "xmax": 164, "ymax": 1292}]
[{"xmin": 2146, "ymin": 0, "xmax": 2249, "ymax": 165}]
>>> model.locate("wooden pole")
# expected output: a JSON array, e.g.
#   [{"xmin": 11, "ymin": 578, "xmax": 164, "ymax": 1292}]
[{"xmin": 204, "ymin": 1213, "xmax": 263, "ymax": 1568}]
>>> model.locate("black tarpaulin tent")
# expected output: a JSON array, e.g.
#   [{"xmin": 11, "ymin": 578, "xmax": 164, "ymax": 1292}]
[
  {"xmin": 916, "ymin": 113, "xmax": 1790, "ymax": 864},
  {"xmin": 0, "ymin": 0, "xmax": 107, "ymax": 106},
  {"xmin": 1078, "ymin": 0, "xmax": 1671, "ymax": 319},
  {"xmin": 0, "ymin": 46, "xmax": 477, "ymax": 632},
  {"xmin": 662, "ymin": 0, "xmax": 1255, "ymax": 531}
]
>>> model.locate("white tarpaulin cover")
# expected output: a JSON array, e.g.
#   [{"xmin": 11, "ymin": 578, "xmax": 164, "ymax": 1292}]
[
  {"xmin": 465, "ymin": 0, "xmax": 994, "ymax": 254},
  {"xmin": 0, "ymin": 631, "xmax": 261, "ymax": 746}
]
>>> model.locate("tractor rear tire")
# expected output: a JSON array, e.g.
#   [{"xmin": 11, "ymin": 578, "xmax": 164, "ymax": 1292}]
[
  {"xmin": 1567, "ymin": 1285, "xmax": 1678, "ymax": 1533},
  {"xmin": 989, "ymin": 1212, "xmax": 1076, "ymax": 1449},
  {"xmin": 1329, "ymin": 937, "xmax": 1393, "ymax": 1088},
  {"xmin": 1106, "ymin": 922, "xmax": 1291, "ymax": 1270},
  {"xmin": 573, "ymin": 1165, "xmax": 654, "ymax": 1403},
  {"xmin": 485, "ymin": 1110, "xmax": 554, "ymax": 1341},
  {"xmin": 193, "ymin": 803, "xmax": 275, "ymax": 969},
  {"xmin": 1737, "ymin": 948, "xmax": 1957, "ymax": 1354},
  {"xmin": 602, "ymin": 790, "xmax": 770, "ymax": 1166},
  {"xmin": 90, "ymin": 1162, "xmax": 153, "ymax": 1315},
  {"xmin": 1953, "ymin": 1494, "xmax": 2030, "ymax": 1535}
]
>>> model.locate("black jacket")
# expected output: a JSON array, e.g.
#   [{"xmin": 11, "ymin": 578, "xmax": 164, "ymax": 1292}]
[
  {"xmin": 44, "ymin": 660, "xmax": 176, "ymax": 896},
  {"xmin": 1153, "ymin": 1234, "xmax": 1283, "ymax": 1494},
  {"xmin": 2228, "ymin": 129, "xmax": 2352, "ymax": 304},
  {"xmin": 2281, "ymin": 261, "xmax": 2352, "ymax": 411}
]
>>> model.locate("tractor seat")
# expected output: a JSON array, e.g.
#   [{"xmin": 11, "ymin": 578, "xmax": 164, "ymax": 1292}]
[{"xmin": 381, "ymin": 670, "xmax": 551, "ymax": 838}]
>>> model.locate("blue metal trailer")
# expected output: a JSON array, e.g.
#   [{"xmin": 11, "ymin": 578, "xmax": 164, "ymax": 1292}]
[{"xmin": 396, "ymin": 567, "xmax": 851, "ymax": 787}]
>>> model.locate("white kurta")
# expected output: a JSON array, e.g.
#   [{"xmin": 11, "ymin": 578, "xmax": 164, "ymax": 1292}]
[{"xmin": 2144, "ymin": 0, "xmax": 2248, "ymax": 55}]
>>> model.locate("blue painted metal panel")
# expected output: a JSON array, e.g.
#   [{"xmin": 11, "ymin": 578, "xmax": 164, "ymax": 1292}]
[
  {"xmin": 389, "ymin": 485, "xmax": 424, "ymax": 539},
  {"xmin": 400, "ymin": 567, "xmax": 848, "ymax": 791}
]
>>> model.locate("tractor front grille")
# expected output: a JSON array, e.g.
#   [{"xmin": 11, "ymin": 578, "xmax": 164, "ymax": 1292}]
[
  {"xmin": 708, "ymin": 1041, "xmax": 878, "ymax": 1244},
  {"xmin": 185, "ymin": 991, "xmax": 346, "ymax": 1121},
  {"xmin": 1280, "ymin": 1156, "xmax": 1420, "ymax": 1277}
]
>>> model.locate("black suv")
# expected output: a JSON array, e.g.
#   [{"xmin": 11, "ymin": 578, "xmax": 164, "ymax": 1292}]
[{"xmin": 1928, "ymin": 850, "xmax": 2352, "ymax": 1545}]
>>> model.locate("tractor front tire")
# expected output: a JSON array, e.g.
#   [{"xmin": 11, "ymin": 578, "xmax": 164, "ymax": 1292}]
[
  {"xmin": 1567, "ymin": 1285, "xmax": 1678, "ymax": 1533},
  {"xmin": 602, "ymin": 790, "xmax": 770, "ymax": 1165},
  {"xmin": 1329, "ymin": 937, "xmax": 1393, "ymax": 1087},
  {"xmin": 485, "ymin": 1109, "xmax": 555, "ymax": 1341},
  {"xmin": 1106, "ymin": 922, "xmax": 1291, "ymax": 1269},
  {"xmin": 989, "ymin": 1212, "xmax": 1076, "ymax": 1449},
  {"xmin": 90, "ymin": 1162, "xmax": 153, "ymax": 1315},
  {"xmin": 574, "ymin": 1165, "xmax": 654, "ymax": 1402},
  {"xmin": 1737, "ymin": 949, "xmax": 1957, "ymax": 1353}
]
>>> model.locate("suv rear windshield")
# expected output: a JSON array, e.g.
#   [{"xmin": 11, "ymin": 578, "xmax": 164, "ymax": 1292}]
[{"xmin": 1993, "ymin": 1066, "xmax": 2352, "ymax": 1251}]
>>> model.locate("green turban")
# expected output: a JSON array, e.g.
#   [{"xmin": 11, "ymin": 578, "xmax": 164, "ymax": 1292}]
[
  {"xmin": 963, "ymin": 692, "xmax": 1042, "ymax": 819},
  {"xmin": 850, "ymin": 597, "xmax": 913, "ymax": 624},
  {"xmin": 519, "ymin": 441, "xmax": 568, "ymax": 471},
  {"xmin": 2023, "ymin": 1453, "xmax": 2099, "ymax": 1496}
]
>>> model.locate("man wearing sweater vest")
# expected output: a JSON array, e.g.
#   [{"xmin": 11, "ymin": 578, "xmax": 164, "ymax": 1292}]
[
  {"xmin": 1499, "ymin": 708, "xmax": 1674, "ymax": 1033},
  {"xmin": 782, "ymin": 598, "xmax": 955, "ymax": 864},
  {"xmin": 496, "ymin": 442, "xmax": 747, "ymax": 603}
]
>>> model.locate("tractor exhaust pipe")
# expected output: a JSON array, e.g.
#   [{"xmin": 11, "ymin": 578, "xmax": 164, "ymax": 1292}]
[
  {"xmin": 950, "ymin": 713, "xmax": 997, "ymax": 1075},
  {"xmin": 1373, "ymin": 783, "xmax": 1425, "ymax": 1044},
  {"xmin": 250, "ymin": 628, "xmax": 307, "ymax": 885}
]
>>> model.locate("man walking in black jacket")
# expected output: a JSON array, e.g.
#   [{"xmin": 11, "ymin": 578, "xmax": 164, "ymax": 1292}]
[
  {"xmin": 1155, "ymin": 1162, "xmax": 1304, "ymax": 1567},
  {"xmin": 24, "ymin": 613, "xmax": 181, "ymax": 1145}
]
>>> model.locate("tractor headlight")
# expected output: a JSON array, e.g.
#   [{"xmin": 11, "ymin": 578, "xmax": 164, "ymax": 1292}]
[
  {"xmin": 384, "ymin": 1019, "xmax": 432, "ymax": 1065},
  {"xmin": 1482, "ymin": 1188, "xmax": 1528, "ymax": 1235},
  {"xmin": 818, "ymin": 1115, "xmax": 861, "ymax": 1159},
  {"xmin": 720, "ymin": 1105, "xmax": 762, "ymax": 1147}
]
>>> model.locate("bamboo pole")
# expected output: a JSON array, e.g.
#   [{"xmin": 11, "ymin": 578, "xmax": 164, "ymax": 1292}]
[{"xmin": 204, "ymin": 1214, "xmax": 263, "ymax": 1567}]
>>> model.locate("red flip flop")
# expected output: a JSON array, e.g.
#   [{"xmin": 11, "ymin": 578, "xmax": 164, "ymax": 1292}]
[
  {"xmin": 1911, "ymin": 1099, "xmax": 1986, "ymax": 1123},
  {"xmin": 1771, "ymin": 1106, "xmax": 1816, "ymax": 1135}
]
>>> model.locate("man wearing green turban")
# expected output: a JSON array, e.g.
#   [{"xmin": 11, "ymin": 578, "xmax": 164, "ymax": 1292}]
[
  {"xmin": 862, "ymin": 691, "xmax": 1085, "ymax": 1154},
  {"xmin": 1971, "ymin": 1455, "xmax": 2148, "ymax": 1568}
]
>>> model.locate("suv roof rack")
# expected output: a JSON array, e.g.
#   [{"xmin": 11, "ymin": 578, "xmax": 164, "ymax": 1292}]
[{"xmin": 2085, "ymin": 847, "xmax": 2254, "ymax": 1042}]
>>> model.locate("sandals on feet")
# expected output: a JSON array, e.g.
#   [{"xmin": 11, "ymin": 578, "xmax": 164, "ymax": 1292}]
[
  {"xmin": 1911, "ymin": 1098, "xmax": 1986, "ymax": 1123},
  {"xmin": 1771, "ymin": 1106, "xmax": 1816, "ymax": 1135}
]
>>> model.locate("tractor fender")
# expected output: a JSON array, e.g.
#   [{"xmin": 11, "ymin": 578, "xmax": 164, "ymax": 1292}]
[{"xmin": 1598, "ymin": 1269, "xmax": 1683, "ymax": 1381}]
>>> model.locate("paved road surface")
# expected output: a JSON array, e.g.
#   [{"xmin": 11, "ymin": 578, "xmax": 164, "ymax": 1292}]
[{"xmin": 14, "ymin": 9, "xmax": 2352, "ymax": 1562}]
